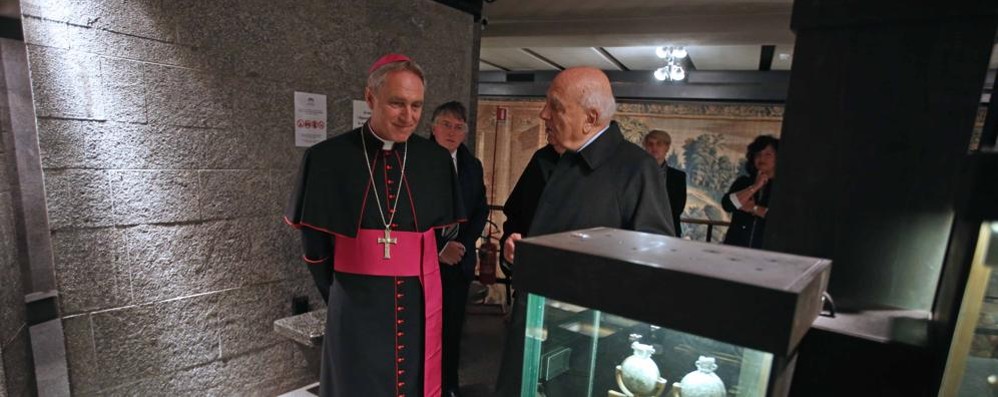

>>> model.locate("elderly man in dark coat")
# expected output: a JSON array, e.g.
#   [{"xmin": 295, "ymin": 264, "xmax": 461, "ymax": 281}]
[{"xmin": 495, "ymin": 67, "xmax": 675, "ymax": 396}]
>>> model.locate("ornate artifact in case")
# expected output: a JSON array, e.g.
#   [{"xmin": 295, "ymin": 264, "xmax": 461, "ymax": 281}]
[
  {"xmin": 516, "ymin": 228, "xmax": 832, "ymax": 397},
  {"xmin": 676, "ymin": 356, "xmax": 726, "ymax": 397},
  {"xmin": 611, "ymin": 340, "xmax": 667, "ymax": 397}
]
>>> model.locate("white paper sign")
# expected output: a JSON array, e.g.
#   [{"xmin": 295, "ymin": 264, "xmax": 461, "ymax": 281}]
[
  {"xmin": 353, "ymin": 100, "xmax": 371, "ymax": 129},
  {"xmin": 294, "ymin": 92, "xmax": 327, "ymax": 147}
]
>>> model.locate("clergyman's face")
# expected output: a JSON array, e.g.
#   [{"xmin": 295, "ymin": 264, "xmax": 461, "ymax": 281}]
[
  {"xmin": 539, "ymin": 80, "xmax": 590, "ymax": 151},
  {"xmin": 365, "ymin": 70, "xmax": 424, "ymax": 142},
  {"xmin": 643, "ymin": 136, "xmax": 670, "ymax": 164},
  {"xmin": 431, "ymin": 113, "xmax": 467, "ymax": 153}
]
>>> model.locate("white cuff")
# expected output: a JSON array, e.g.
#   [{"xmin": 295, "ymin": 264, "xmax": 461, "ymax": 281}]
[{"xmin": 729, "ymin": 193, "xmax": 743, "ymax": 209}]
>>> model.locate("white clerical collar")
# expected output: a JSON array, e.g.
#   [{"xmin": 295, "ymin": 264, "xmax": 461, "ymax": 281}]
[
  {"xmin": 577, "ymin": 124, "xmax": 611, "ymax": 152},
  {"xmin": 368, "ymin": 125, "xmax": 395, "ymax": 150}
]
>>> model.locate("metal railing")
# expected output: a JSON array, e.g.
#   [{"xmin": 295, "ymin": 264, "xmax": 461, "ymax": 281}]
[
  {"xmin": 680, "ymin": 217, "xmax": 731, "ymax": 243},
  {"xmin": 484, "ymin": 204, "xmax": 730, "ymax": 243}
]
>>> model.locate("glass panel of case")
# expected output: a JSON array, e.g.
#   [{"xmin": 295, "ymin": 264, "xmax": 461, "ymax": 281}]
[
  {"xmin": 522, "ymin": 293, "xmax": 774, "ymax": 397},
  {"xmin": 943, "ymin": 222, "xmax": 998, "ymax": 397}
]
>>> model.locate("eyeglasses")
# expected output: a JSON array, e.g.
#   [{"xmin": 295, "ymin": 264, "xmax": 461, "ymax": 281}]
[{"xmin": 435, "ymin": 120, "xmax": 467, "ymax": 132}]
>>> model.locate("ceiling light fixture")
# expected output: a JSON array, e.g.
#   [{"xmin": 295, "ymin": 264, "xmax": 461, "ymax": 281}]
[{"xmin": 654, "ymin": 46, "xmax": 687, "ymax": 82}]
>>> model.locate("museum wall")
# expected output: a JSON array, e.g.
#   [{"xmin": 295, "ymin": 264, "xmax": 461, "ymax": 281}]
[
  {"xmin": 0, "ymin": 37, "xmax": 33, "ymax": 397},
  {"xmin": 476, "ymin": 97, "xmax": 987, "ymax": 243},
  {"xmin": 475, "ymin": 98, "xmax": 785, "ymax": 242},
  {"xmin": 20, "ymin": 0, "xmax": 476, "ymax": 394}
]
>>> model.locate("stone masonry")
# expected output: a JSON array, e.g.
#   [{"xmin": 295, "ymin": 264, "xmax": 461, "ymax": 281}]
[
  {"xmin": 21, "ymin": 0, "xmax": 475, "ymax": 394},
  {"xmin": 0, "ymin": 38, "xmax": 33, "ymax": 397}
]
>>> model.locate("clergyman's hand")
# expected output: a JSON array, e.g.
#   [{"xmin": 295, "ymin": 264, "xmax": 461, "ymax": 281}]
[
  {"xmin": 504, "ymin": 233, "xmax": 523, "ymax": 263},
  {"xmin": 439, "ymin": 241, "xmax": 466, "ymax": 265}
]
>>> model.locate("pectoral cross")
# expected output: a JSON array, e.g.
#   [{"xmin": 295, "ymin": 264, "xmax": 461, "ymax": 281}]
[{"xmin": 377, "ymin": 228, "xmax": 398, "ymax": 259}]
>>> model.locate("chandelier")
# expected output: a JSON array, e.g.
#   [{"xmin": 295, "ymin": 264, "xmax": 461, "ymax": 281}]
[{"xmin": 654, "ymin": 46, "xmax": 688, "ymax": 82}]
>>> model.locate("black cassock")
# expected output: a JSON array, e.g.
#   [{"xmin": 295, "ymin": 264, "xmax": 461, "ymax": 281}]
[
  {"xmin": 286, "ymin": 124, "xmax": 463, "ymax": 397},
  {"xmin": 495, "ymin": 121, "xmax": 675, "ymax": 396}
]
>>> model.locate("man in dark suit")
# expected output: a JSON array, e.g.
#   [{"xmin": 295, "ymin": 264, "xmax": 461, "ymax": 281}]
[
  {"xmin": 643, "ymin": 129, "xmax": 688, "ymax": 236},
  {"xmin": 430, "ymin": 101, "xmax": 489, "ymax": 397}
]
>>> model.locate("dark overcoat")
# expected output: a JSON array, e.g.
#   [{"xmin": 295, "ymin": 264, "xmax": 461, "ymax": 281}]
[{"xmin": 495, "ymin": 121, "xmax": 675, "ymax": 396}]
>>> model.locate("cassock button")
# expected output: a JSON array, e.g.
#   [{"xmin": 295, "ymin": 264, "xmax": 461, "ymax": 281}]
[
  {"xmin": 386, "ymin": 165, "xmax": 392, "ymax": 170},
  {"xmin": 389, "ymin": 208, "xmax": 396, "ymax": 213},
  {"xmin": 387, "ymin": 179, "xmax": 394, "ymax": 185},
  {"xmin": 396, "ymin": 280, "xmax": 404, "ymax": 285},
  {"xmin": 396, "ymin": 293, "xmax": 404, "ymax": 298},
  {"xmin": 397, "ymin": 357, "xmax": 405, "ymax": 363},
  {"xmin": 397, "ymin": 331, "xmax": 404, "ymax": 337},
  {"xmin": 391, "ymin": 223, "xmax": 398, "ymax": 228},
  {"xmin": 397, "ymin": 344, "xmax": 405, "ymax": 350},
  {"xmin": 397, "ymin": 319, "xmax": 405, "ymax": 325},
  {"xmin": 398, "ymin": 369, "xmax": 405, "ymax": 376},
  {"xmin": 398, "ymin": 382, "xmax": 405, "ymax": 388}
]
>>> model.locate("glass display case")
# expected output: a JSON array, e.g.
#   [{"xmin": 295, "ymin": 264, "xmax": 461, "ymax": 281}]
[
  {"xmin": 938, "ymin": 151, "xmax": 998, "ymax": 396},
  {"xmin": 514, "ymin": 227, "xmax": 832, "ymax": 397},
  {"xmin": 940, "ymin": 222, "xmax": 998, "ymax": 396}
]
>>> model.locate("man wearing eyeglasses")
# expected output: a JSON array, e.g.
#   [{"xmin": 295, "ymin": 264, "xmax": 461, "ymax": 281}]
[{"xmin": 429, "ymin": 101, "xmax": 488, "ymax": 397}]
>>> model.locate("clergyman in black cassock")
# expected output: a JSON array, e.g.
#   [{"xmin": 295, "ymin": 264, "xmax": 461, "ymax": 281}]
[
  {"xmin": 495, "ymin": 67, "xmax": 675, "ymax": 396},
  {"xmin": 285, "ymin": 55, "xmax": 463, "ymax": 397}
]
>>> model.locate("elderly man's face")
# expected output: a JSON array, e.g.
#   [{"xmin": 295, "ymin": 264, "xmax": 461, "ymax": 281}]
[
  {"xmin": 539, "ymin": 80, "xmax": 591, "ymax": 152},
  {"xmin": 365, "ymin": 70, "xmax": 424, "ymax": 142}
]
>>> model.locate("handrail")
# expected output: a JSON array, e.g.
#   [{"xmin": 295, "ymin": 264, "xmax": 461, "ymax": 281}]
[
  {"xmin": 485, "ymin": 204, "xmax": 730, "ymax": 241},
  {"xmin": 680, "ymin": 218, "xmax": 730, "ymax": 227}
]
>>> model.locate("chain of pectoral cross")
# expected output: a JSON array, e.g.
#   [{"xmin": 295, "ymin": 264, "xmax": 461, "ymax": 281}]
[{"xmin": 360, "ymin": 127, "xmax": 407, "ymax": 259}]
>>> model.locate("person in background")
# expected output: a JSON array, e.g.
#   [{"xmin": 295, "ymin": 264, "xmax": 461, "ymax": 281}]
[
  {"xmin": 721, "ymin": 135, "xmax": 779, "ymax": 249},
  {"xmin": 429, "ymin": 101, "xmax": 488, "ymax": 397},
  {"xmin": 643, "ymin": 129, "xmax": 688, "ymax": 236}
]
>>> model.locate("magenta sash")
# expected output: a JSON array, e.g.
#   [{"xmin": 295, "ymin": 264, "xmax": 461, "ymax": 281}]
[{"xmin": 334, "ymin": 228, "xmax": 442, "ymax": 397}]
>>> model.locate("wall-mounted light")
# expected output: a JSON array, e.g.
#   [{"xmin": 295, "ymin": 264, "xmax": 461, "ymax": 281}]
[{"xmin": 654, "ymin": 46, "xmax": 688, "ymax": 82}]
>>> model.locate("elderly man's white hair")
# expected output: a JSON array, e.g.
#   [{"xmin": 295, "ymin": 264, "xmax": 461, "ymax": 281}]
[
  {"xmin": 559, "ymin": 67, "xmax": 616, "ymax": 126},
  {"xmin": 582, "ymin": 88, "xmax": 616, "ymax": 126}
]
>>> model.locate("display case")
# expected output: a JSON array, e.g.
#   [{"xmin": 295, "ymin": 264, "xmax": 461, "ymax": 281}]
[
  {"xmin": 515, "ymin": 228, "xmax": 832, "ymax": 397},
  {"xmin": 938, "ymin": 152, "xmax": 998, "ymax": 396}
]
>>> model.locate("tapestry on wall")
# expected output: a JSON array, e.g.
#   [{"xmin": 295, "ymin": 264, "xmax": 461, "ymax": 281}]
[{"xmin": 475, "ymin": 99, "xmax": 784, "ymax": 242}]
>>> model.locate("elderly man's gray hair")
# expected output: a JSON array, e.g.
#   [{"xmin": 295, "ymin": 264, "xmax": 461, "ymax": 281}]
[{"xmin": 582, "ymin": 92, "xmax": 616, "ymax": 126}]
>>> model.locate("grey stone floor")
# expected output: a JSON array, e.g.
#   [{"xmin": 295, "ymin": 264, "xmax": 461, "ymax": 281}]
[{"xmin": 457, "ymin": 287, "xmax": 508, "ymax": 397}]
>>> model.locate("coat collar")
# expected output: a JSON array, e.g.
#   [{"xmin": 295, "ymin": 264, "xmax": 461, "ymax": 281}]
[{"xmin": 576, "ymin": 121, "xmax": 624, "ymax": 171}]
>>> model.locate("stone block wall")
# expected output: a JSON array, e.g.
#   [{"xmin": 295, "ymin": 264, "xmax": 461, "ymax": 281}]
[
  {"xmin": 0, "ymin": 38, "xmax": 33, "ymax": 397},
  {"xmin": 21, "ymin": 0, "xmax": 475, "ymax": 394}
]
